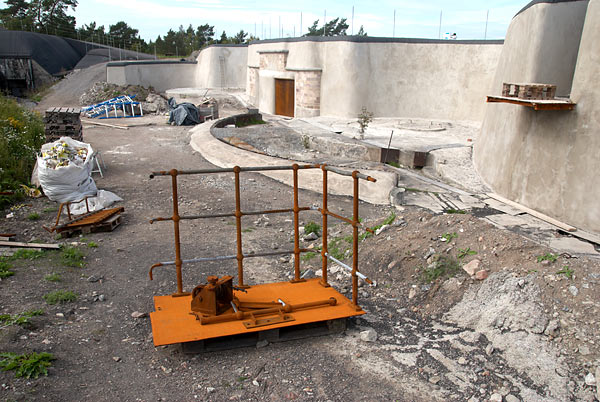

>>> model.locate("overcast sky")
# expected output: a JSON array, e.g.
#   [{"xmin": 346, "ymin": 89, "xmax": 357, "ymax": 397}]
[{"xmin": 4, "ymin": 0, "xmax": 531, "ymax": 41}]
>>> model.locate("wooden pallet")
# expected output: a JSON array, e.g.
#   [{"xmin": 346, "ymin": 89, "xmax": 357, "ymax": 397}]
[
  {"xmin": 58, "ymin": 210, "xmax": 123, "ymax": 237},
  {"xmin": 181, "ymin": 318, "xmax": 347, "ymax": 353}
]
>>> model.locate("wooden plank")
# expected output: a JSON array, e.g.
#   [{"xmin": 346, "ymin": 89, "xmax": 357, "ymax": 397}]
[
  {"xmin": 81, "ymin": 119, "xmax": 129, "ymax": 130},
  {"xmin": 487, "ymin": 96, "xmax": 575, "ymax": 111},
  {"xmin": 486, "ymin": 193, "xmax": 577, "ymax": 232},
  {"xmin": 0, "ymin": 240, "xmax": 60, "ymax": 249}
]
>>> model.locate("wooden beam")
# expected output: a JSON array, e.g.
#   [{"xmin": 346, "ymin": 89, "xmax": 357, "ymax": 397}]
[
  {"xmin": 0, "ymin": 241, "xmax": 60, "ymax": 249},
  {"xmin": 81, "ymin": 119, "xmax": 129, "ymax": 130},
  {"xmin": 486, "ymin": 193, "xmax": 577, "ymax": 232}
]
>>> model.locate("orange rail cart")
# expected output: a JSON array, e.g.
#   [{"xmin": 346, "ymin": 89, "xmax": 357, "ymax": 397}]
[{"xmin": 148, "ymin": 164, "xmax": 375, "ymax": 348}]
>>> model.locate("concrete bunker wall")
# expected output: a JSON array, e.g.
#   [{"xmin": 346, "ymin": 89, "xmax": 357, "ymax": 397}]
[
  {"xmin": 247, "ymin": 38, "xmax": 503, "ymax": 121},
  {"xmin": 107, "ymin": 61, "xmax": 197, "ymax": 92},
  {"xmin": 474, "ymin": 0, "xmax": 600, "ymax": 233},
  {"xmin": 195, "ymin": 45, "xmax": 248, "ymax": 89}
]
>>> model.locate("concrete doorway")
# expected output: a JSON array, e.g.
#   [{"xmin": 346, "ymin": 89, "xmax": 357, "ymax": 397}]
[{"xmin": 275, "ymin": 78, "xmax": 294, "ymax": 117}]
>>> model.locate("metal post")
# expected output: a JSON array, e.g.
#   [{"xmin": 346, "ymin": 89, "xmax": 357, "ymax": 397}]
[
  {"xmin": 300, "ymin": 12, "xmax": 302, "ymax": 35},
  {"xmin": 438, "ymin": 10, "xmax": 443, "ymax": 39},
  {"xmin": 393, "ymin": 9, "xmax": 396, "ymax": 37},
  {"xmin": 323, "ymin": 10, "xmax": 326, "ymax": 36},
  {"xmin": 320, "ymin": 166, "xmax": 330, "ymax": 287},
  {"xmin": 170, "ymin": 170, "xmax": 186, "ymax": 296},
  {"xmin": 233, "ymin": 166, "xmax": 247, "ymax": 287},
  {"xmin": 291, "ymin": 164, "xmax": 303, "ymax": 282},
  {"xmin": 352, "ymin": 6, "xmax": 354, "ymax": 35},
  {"xmin": 484, "ymin": 9, "xmax": 489, "ymax": 40},
  {"xmin": 351, "ymin": 171, "xmax": 360, "ymax": 309}
]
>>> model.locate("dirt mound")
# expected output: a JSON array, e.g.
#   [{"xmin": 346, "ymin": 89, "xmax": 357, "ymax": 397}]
[{"xmin": 79, "ymin": 82, "xmax": 155, "ymax": 106}]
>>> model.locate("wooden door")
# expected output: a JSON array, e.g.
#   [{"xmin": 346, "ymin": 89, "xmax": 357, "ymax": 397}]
[{"xmin": 275, "ymin": 79, "xmax": 294, "ymax": 117}]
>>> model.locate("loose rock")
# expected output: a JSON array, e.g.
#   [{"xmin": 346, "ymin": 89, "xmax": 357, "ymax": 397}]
[
  {"xmin": 475, "ymin": 270, "xmax": 489, "ymax": 280},
  {"xmin": 360, "ymin": 328, "xmax": 377, "ymax": 342},
  {"xmin": 463, "ymin": 259, "xmax": 481, "ymax": 276}
]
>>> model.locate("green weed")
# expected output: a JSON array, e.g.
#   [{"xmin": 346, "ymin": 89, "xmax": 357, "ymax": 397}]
[
  {"xmin": 304, "ymin": 222, "xmax": 321, "ymax": 236},
  {"xmin": 420, "ymin": 255, "xmax": 461, "ymax": 283},
  {"xmin": 441, "ymin": 232, "xmax": 458, "ymax": 243},
  {"xmin": 556, "ymin": 266, "xmax": 574, "ymax": 280},
  {"xmin": 9, "ymin": 249, "xmax": 45, "ymax": 260},
  {"xmin": 60, "ymin": 246, "xmax": 85, "ymax": 268},
  {"xmin": 43, "ymin": 290, "xmax": 77, "ymax": 305},
  {"xmin": 0, "ymin": 261, "xmax": 14, "ymax": 278},
  {"xmin": 386, "ymin": 161, "xmax": 400, "ymax": 168},
  {"xmin": 42, "ymin": 207, "xmax": 58, "ymax": 213},
  {"xmin": 27, "ymin": 212, "xmax": 40, "ymax": 221},
  {"xmin": 0, "ymin": 310, "xmax": 43, "ymax": 328},
  {"xmin": 44, "ymin": 273, "xmax": 61, "ymax": 282},
  {"xmin": 87, "ymin": 241, "xmax": 98, "ymax": 248},
  {"xmin": 235, "ymin": 117, "xmax": 266, "ymax": 128},
  {"xmin": 537, "ymin": 253, "xmax": 558, "ymax": 263},
  {"xmin": 444, "ymin": 208, "xmax": 466, "ymax": 214},
  {"xmin": 0, "ymin": 352, "xmax": 55, "ymax": 379},
  {"xmin": 301, "ymin": 251, "xmax": 318, "ymax": 262},
  {"xmin": 242, "ymin": 227, "xmax": 254, "ymax": 233},
  {"xmin": 457, "ymin": 247, "xmax": 478, "ymax": 259}
]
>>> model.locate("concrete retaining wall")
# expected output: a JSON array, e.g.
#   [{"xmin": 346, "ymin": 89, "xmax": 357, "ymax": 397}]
[
  {"xmin": 247, "ymin": 38, "xmax": 503, "ymax": 121},
  {"xmin": 474, "ymin": 0, "xmax": 599, "ymax": 233},
  {"xmin": 195, "ymin": 45, "xmax": 248, "ymax": 89},
  {"xmin": 107, "ymin": 60, "xmax": 197, "ymax": 92}
]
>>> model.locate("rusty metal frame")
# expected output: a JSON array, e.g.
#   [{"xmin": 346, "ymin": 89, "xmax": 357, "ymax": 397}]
[{"xmin": 149, "ymin": 164, "xmax": 376, "ymax": 308}]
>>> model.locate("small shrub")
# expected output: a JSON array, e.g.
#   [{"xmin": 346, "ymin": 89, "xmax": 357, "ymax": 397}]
[
  {"xmin": 43, "ymin": 290, "xmax": 77, "ymax": 305},
  {"xmin": 0, "ymin": 310, "xmax": 43, "ymax": 328},
  {"xmin": 445, "ymin": 208, "xmax": 466, "ymax": 214},
  {"xmin": 60, "ymin": 246, "xmax": 85, "ymax": 268},
  {"xmin": 0, "ymin": 261, "xmax": 15, "ymax": 278},
  {"xmin": 537, "ymin": 253, "xmax": 558, "ymax": 263},
  {"xmin": 420, "ymin": 255, "xmax": 461, "ymax": 283},
  {"xmin": 386, "ymin": 161, "xmax": 400, "ymax": 168},
  {"xmin": 304, "ymin": 222, "xmax": 321, "ymax": 236},
  {"xmin": 44, "ymin": 273, "xmax": 61, "ymax": 282},
  {"xmin": 87, "ymin": 241, "xmax": 98, "ymax": 248},
  {"xmin": 27, "ymin": 212, "xmax": 40, "ymax": 221},
  {"xmin": 357, "ymin": 107, "xmax": 373, "ymax": 134},
  {"xmin": 0, "ymin": 352, "xmax": 55, "ymax": 379},
  {"xmin": 43, "ymin": 207, "xmax": 57, "ymax": 213}
]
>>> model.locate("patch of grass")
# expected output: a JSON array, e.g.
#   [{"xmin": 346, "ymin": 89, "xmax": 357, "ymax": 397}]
[
  {"xmin": 0, "ymin": 352, "xmax": 55, "ymax": 379},
  {"xmin": 0, "ymin": 261, "xmax": 15, "ymax": 278},
  {"xmin": 87, "ymin": 241, "xmax": 98, "ymax": 248},
  {"xmin": 386, "ymin": 161, "xmax": 400, "ymax": 168},
  {"xmin": 44, "ymin": 273, "xmax": 61, "ymax": 282},
  {"xmin": 444, "ymin": 208, "xmax": 466, "ymax": 214},
  {"xmin": 537, "ymin": 253, "xmax": 558, "ymax": 263},
  {"xmin": 242, "ymin": 227, "xmax": 254, "ymax": 233},
  {"xmin": 304, "ymin": 222, "xmax": 320, "ymax": 236},
  {"xmin": 420, "ymin": 255, "xmax": 461, "ymax": 283},
  {"xmin": 42, "ymin": 206, "xmax": 58, "ymax": 213},
  {"xmin": 60, "ymin": 246, "xmax": 85, "ymax": 268},
  {"xmin": 301, "ymin": 251, "xmax": 318, "ymax": 262},
  {"xmin": 9, "ymin": 249, "xmax": 45, "ymax": 260},
  {"xmin": 556, "ymin": 266, "xmax": 574, "ymax": 280},
  {"xmin": 43, "ymin": 290, "xmax": 77, "ymax": 305},
  {"xmin": 457, "ymin": 247, "xmax": 478, "ymax": 259},
  {"xmin": 27, "ymin": 212, "xmax": 40, "ymax": 221},
  {"xmin": 441, "ymin": 232, "xmax": 458, "ymax": 243},
  {"xmin": 0, "ymin": 310, "xmax": 43, "ymax": 328},
  {"xmin": 328, "ymin": 238, "xmax": 348, "ymax": 260}
]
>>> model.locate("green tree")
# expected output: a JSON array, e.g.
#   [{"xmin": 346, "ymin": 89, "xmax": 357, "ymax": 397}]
[
  {"xmin": 0, "ymin": 0, "xmax": 78, "ymax": 37},
  {"xmin": 108, "ymin": 21, "xmax": 139, "ymax": 48},
  {"xmin": 231, "ymin": 30, "xmax": 247, "ymax": 44},
  {"xmin": 219, "ymin": 30, "xmax": 228, "ymax": 44},
  {"xmin": 357, "ymin": 25, "xmax": 367, "ymax": 36},
  {"xmin": 77, "ymin": 21, "xmax": 105, "ymax": 42},
  {"xmin": 304, "ymin": 17, "xmax": 348, "ymax": 36},
  {"xmin": 194, "ymin": 23, "xmax": 214, "ymax": 48}
]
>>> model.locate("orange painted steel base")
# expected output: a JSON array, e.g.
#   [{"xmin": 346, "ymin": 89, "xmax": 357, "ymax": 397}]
[{"xmin": 150, "ymin": 278, "xmax": 364, "ymax": 346}]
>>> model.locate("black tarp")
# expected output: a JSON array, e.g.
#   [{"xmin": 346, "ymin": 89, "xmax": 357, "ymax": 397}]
[{"xmin": 168, "ymin": 98, "xmax": 201, "ymax": 126}]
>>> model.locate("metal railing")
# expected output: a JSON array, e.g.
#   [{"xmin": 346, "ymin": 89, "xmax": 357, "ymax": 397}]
[{"xmin": 148, "ymin": 163, "xmax": 375, "ymax": 308}]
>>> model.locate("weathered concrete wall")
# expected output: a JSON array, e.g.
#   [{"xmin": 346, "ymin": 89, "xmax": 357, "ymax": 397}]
[
  {"xmin": 247, "ymin": 38, "xmax": 503, "ymax": 121},
  {"xmin": 195, "ymin": 45, "xmax": 247, "ymax": 89},
  {"xmin": 107, "ymin": 61, "xmax": 197, "ymax": 92},
  {"xmin": 474, "ymin": 0, "xmax": 599, "ymax": 233}
]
